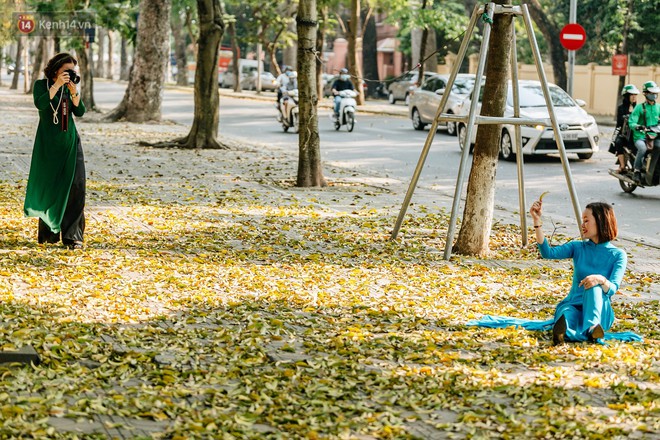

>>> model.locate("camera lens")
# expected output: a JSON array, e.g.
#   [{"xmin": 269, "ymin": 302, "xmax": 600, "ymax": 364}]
[{"xmin": 66, "ymin": 69, "xmax": 80, "ymax": 84}]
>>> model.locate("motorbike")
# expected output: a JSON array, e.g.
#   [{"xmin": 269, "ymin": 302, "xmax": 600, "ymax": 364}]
[
  {"xmin": 278, "ymin": 89, "xmax": 299, "ymax": 133},
  {"xmin": 608, "ymin": 125, "xmax": 660, "ymax": 193},
  {"xmin": 332, "ymin": 89, "xmax": 358, "ymax": 132}
]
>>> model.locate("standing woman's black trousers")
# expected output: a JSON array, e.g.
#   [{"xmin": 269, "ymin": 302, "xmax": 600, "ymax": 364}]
[{"xmin": 38, "ymin": 135, "xmax": 86, "ymax": 245}]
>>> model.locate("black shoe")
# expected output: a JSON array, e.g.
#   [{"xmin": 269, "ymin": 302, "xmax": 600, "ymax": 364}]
[
  {"xmin": 633, "ymin": 171, "xmax": 642, "ymax": 184},
  {"xmin": 65, "ymin": 241, "xmax": 83, "ymax": 250},
  {"xmin": 552, "ymin": 315, "xmax": 567, "ymax": 346},
  {"xmin": 588, "ymin": 324, "xmax": 604, "ymax": 342}
]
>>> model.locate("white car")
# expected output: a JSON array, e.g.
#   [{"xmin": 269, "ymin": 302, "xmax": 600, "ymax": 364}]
[
  {"xmin": 455, "ymin": 79, "xmax": 599, "ymax": 161},
  {"xmin": 408, "ymin": 73, "xmax": 475, "ymax": 135}
]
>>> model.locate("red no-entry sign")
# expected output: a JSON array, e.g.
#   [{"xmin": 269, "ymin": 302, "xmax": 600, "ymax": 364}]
[{"xmin": 559, "ymin": 24, "xmax": 586, "ymax": 51}]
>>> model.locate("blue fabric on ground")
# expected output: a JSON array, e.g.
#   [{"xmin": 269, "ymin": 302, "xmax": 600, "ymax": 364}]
[{"xmin": 466, "ymin": 315, "xmax": 643, "ymax": 343}]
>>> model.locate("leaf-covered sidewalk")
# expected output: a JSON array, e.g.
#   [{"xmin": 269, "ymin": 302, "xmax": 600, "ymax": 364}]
[{"xmin": 1, "ymin": 88, "xmax": 658, "ymax": 439}]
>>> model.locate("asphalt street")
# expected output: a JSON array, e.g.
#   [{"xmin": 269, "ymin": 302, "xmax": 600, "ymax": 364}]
[{"xmin": 8, "ymin": 74, "xmax": 656, "ymax": 247}]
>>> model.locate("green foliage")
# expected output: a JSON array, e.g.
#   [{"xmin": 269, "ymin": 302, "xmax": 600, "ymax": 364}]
[
  {"xmin": 0, "ymin": 0, "xmax": 16, "ymax": 48},
  {"xmin": 379, "ymin": 0, "xmax": 469, "ymax": 60},
  {"xmin": 222, "ymin": 0, "xmax": 298, "ymax": 64},
  {"xmin": 524, "ymin": 0, "xmax": 658, "ymax": 66}
]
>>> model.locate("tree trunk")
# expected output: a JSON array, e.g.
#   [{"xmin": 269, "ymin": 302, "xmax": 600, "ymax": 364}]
[
  {"xmin": 120, "ymin": 36, "xmax": 130, "ymax": 81},
  {"xmin": 145, "ymin": 0, "xmax": 226, "ymax": 149},
  {"xmin": 283, "ymin": 18, "xmax": 297, "ymax": 68},
  {"xmin": 615, "ymin": 0, "xmax": 633, "ymax": 110},
  {"xmin": 315, "ymin": 4, "xmax": 328, "ymax": 102},
  {"xmin": 412, "ymin": 0, "xmax": 429, "ymax": 82},
  {"xmin": 269, "ymin": 44, "xmax": 280, "ymax": 76},
  {"xmin": 0, "ymin": 46, "xmax": 3, "ymax": 86},
  {"xmin": 104, "ymin": 0, "xmax": 171, "ymax": 123},
  {"xmin": 296, "ymin": 0, "xmax": 325, "ymax": 187},
  {"xmin": 10, "ymin": 37, "xmax": 23, "ymax": 90},
  {"xmin": 228, "ymin": 22, "xmax": 241, "ymax": 92},
  {"xmin": 525, "ymin": 0, "xmax": 566, "ymax": 90},
  {"xmin": 106, "ymin": 31, "xmax": 114, "ymax": 80},
  {"xmin": 172, "ymin": 12, "xmax": 188, "ymax": 86},
  {"xmin": 347, "ymin": 0, "xmax": 364, "ymax": 105},
  {"xmin": 95, "ymin": 28, "xmax": 105, "ymax": 78},
  {"xmin": 362, "ymin": 6, "xmax": 378, "ymax": 98},
  {"xmin": 28, "ymin": 37, "xmax": 47, "ymax": 94},
  {"xmin": 77, "ymin": 42, "xmax": 98, "ymax": 111},
  {"xmin": 455, "ymin": 0, "xmax": 513, "ymax": 256}
]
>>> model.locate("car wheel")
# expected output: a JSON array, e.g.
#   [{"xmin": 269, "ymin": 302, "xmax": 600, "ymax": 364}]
[
  {"xmin": 577, "ymin": 153, "xmax": 593, "ymax": 160},
  {"xmin": 388, "ymin": 92, "xmax": 396, "ymax": 104},
  {"xmin": 458, "ymin": 124, "xmax": 475, "ymax": 154},
  {"xmin": 412, "ymin": 109, "xmax": 426, "ymax": 131},
  {"xmin": 458, "ymin": 124, "xmax": 467, "ymax": 151},
  {"xmin": 446, "ymin": 113, "xmax": 457, "ymax": 136},
  {"xmin": 500, "ymin": 130, "xmax": 516, "ymax": 161}
]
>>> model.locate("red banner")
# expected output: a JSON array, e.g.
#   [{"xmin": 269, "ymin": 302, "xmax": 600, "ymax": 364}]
[{"xmin": 612, "ymin": 54, "xmax": 628, "ymax": 76}]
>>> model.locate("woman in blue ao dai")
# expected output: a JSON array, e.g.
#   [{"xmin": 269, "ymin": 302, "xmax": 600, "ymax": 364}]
[{"xmin": 530, "ymin": 201, "xmax": 625, "ymax": 345}]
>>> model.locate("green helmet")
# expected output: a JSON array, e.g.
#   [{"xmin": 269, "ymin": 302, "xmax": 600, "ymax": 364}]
[
  {"xmin": 621, "ymin": 84, "xmax": 640, "ymax": 95},
  {"xmin": 642, "ymin": 80, "xmax": 660, "ymax": 94}
]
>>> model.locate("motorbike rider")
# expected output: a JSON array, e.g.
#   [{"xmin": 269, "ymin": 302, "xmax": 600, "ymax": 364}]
[
  {"xmin": 276, "ymin": 67, "xmax": 297, "ymax": 120},
  {"xmin": 331, "ymin": 68, "xmax": 355, "ymax": 120},
  {"xmin": 628, "ymin": 80, "xmax": 660, "ymax": 183},
  {"xmin": 612, "ymin": 84, "xmax": 639, "ymax": 173}
]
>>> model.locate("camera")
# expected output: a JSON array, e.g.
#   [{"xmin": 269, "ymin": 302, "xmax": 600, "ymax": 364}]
[{"xmin": 65, "ymin": 68, "xmax": 80, "ymax": 84}]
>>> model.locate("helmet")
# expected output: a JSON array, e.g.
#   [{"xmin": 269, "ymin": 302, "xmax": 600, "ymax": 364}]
[
  {"xmin": 339, "ymin": 68, "xmax": 348, "ymax": 74},
  {"xmin": 642, "ymin": 80, "xmax": 660, "ymax": 94},
  {"xmin": 620, "ymin": 84, "xmax": 640, "ymax": 95}
]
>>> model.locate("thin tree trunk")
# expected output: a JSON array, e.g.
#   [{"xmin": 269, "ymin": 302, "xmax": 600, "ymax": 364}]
[
  {"xmin": 146, "ymin": 0, "xmax": 226, "ymax": 149},
  {"xmin": 347, "ymin": 0, "xmax": 364, "ymax": 105},
  {"xmin": 362, "ymin": 7, "xmax": 378, "ymax": 98},
  {"xmin": 415, "ymin": 0, "xmax": 430, "ymax": 83},
  {"xmin": 77, "ymin": 42, "xmax": 98, "ymax": 111},
  {"xmin": 296, "ymin": 0, "xmax": 325, "ymax": 187},
  {"xmin": 28, "ymin": 37, "xmax": 46, "ymax": 94},
  {"xmin": 172, "ymin": 11, "xmax": 188, "ymax": 86},
  {"xmin": 228, "ymin": 21, "xmax": 241, "ymax": 92},
  {"xmin": 120, "ymin": 37, "xmax": 130, "ymax": 81},
  {"xmin": 95, "ymin": 28, "xmax": 105, "ymax": 78},
  {"xmin": 269, "ymin": 45, "xmax": 280, "ymax": 76},
  {"xmin": 106, "ymin": 31, "xmax": 114, "ymax": 79},
  {"xmin": 315, "ymin": 5, "xmax": 328, "ymax": 103},
  {"xmin": 104, "ymin": 0, "xmax": 171, "ymax": 123},
  {"xmin": 10, "ymin": 37, "xmax": 23, "ymax": 90},
  {"xmin": 455, "ymin": 0, "xmax": 513, "ymax": 256},
  {"xmin": 615, "ymin": 0, "xmax": 633, "ymax": 110}
]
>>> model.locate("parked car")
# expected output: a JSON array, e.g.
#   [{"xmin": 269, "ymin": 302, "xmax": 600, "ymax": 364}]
[
  {"xmin": 387, "ymin": 71, "xmax": 436, "ymax": 105},
  {"xmin": 240, "ymin": 71, "xmax": 279, "ymax": 91},
  {"xmin": 323, "ymin": 75, "xmax": 368, "ymax": 98},
  {"xmin": 408, "ymin": 73, "xmax": 475, "ymax": 135},
  {"xmin": 455, "ymin": 79, "xmax": 599, "ymax": 161},
  {"xmin": 219, "ymin": 71, "xmax": 239, "ymax": 88},
  {"xmin": 7, "ymin": 64, "xmax": 25, "ymax": 75}
]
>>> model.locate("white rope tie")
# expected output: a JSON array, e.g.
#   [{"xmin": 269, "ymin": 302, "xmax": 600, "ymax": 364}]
[{"xmin": 48, "ymin": 79, "xmax": 64, "ymax": 125}]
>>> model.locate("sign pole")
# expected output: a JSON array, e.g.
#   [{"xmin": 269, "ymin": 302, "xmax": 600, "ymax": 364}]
[{"xmin": 567, "ymin": 0, "xmax": 577, "ymax": 96}]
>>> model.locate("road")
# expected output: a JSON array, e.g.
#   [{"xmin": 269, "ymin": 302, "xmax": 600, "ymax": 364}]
[{"xmin": 87, "ymin": 80, "xmax": 660, "ymax": 247}]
